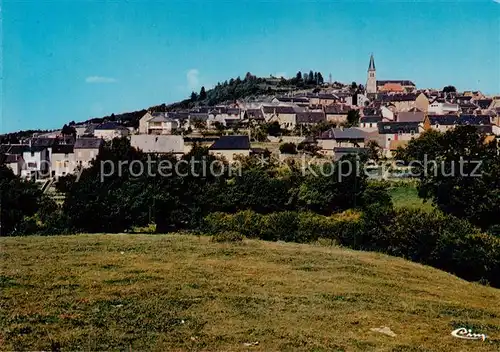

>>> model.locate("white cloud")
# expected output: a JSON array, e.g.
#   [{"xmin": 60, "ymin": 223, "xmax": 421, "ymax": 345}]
[
  {"xmin": 186, "ymin": 69, "xmax": 200, "ymax": 90},
  {"xmin": 494, "ymin": 0, "xmax": 500, "ymax": 3},
  {"xmin": 85, "ymin": 76, "xmax": 117, "ymax": 83}
]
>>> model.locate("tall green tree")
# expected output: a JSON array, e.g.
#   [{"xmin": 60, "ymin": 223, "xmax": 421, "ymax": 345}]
[
  {"xmin": 398, "ymin": 126, "xmax": 500, "ymax": 230},
  {"xmin": 317, "ymin": 72, "xmax": 324, "ymax": 85},
  {"xmin": 190, "ymin": 91, "xmax": 198, "ymax": 102},
  {"xmin": 442, "ymin": 85, "xmax": 457, "ymax": 93},
  {"xmin": 346, "ymin": 110, "xmax": 360, "ymax": 127},
  {"xmin": 0, "ymin": 165, "xmax": 42, "ymax": 236},
  {"xmin": 308, "ymin": 70, "xmax": 314, "ymax": 84},
  {"xmin": 199, "ymin": 86, "xmax": 207, "ymax": 100}
]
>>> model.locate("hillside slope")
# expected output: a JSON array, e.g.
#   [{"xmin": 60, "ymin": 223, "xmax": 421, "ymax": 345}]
[{"xmin": 1, "ymin": 234, "xmax": 499, "ymax": 351}]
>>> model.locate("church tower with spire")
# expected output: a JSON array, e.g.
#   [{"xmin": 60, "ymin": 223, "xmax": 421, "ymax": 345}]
[{"xmin": 366, "ymin": 54, "xmax": 377, "ymax": 94}]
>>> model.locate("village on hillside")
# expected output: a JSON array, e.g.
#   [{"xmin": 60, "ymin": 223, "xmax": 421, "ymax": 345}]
[{"xmin": 1, "ymin": 55, "xmax": 499, "ymax": 182}]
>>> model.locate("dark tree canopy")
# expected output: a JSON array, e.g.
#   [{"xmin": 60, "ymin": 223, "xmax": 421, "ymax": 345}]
[
  {"xmin": 199, "ymin": 86, "xmax": 207, "ymax": 100},
  {"xmin": 346, "ymin": 110, "xmax": 360, "ymax": 127},
  {"xmin": 397, "ymin": 126, "xmax": 500, "ymax": 231},
  {"xmin": 442, "ymin": 85, "xmax": 457, "ymax": 93}
]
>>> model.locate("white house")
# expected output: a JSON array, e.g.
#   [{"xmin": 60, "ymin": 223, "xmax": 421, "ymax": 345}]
[
  {"xmin": 428, "ymin": 100, "xmax": 459, "ymax": 115},
  {"xmin": 51, "ymin": 144, "xmax": 76, "ymax": 177},
  {"xmin": 139, "ymin": 112, "xmax": 179, "ymax": 135},
  {"xmin": 359, "ymin": 116, "xmax": 382, "ymax": 132},
  {"xmin": 74, "ymin": 138, "xmax": 103, "ymax": 168},
  {"xmin": 1, "ymin": 154, "xmax": 25, "ymax": 176},
  {"xmin": 130, "ymin": 135, "xmax": 184, "ymax": 156},
  {"xmin": 21, "ymin": 145, "xmax": 51, "ymax": 179}
]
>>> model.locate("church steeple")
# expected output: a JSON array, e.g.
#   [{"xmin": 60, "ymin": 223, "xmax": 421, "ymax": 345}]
[
  {"xmin": 368, "ymin": 54, "xmax": 376, "ymax": 71},
  {"xmin": 366, "ymin": 53, "xmax": 377, "ymax": 94}
]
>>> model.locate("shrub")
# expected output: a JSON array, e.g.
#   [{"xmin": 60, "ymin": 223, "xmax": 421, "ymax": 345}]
[
  {"xmin": 389, "ymin": 208, "xmax": 480, "ymax": 262},
  {"xmin": 431, "ymin": 232, "xmax": 500, "ymax": 286},
  {"xmin": 261, "ymin": 211, "xmax": 299, "ymax": 242},
  {"xmin": 132, "ymin": 223, "xmax": 157, "ymax": 234},
  {"xmin": 231, "ymin": 210, "xmax": 263, "ymax": 238},
  {"xmin": 279, "ymin": 142, "xmax": 297, "ymax": 155},
  {"xmin": 202, "ymin": 212, "xmax": 234, "ymax": 235},
  {"xmin": 211, "ymin": 231, "xmax": 244, "ymax": 243},
  {"xmin": 297, "ymin": 212, "xmax": 328, "ymax": 243}
]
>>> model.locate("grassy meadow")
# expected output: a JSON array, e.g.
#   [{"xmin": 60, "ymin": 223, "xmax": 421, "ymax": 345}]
[
  {"xmin": 388, "ymin": 183, "xmax": 434, "ymax": 211},
  {"xmin": 1, "ymin": 234, "xmax": 500, "ymax": 351}
]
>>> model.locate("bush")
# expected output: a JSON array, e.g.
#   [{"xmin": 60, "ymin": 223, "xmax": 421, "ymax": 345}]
[
  {"xmin": 296, "ymin": 212, "xmax": 353, "ymax": 243},
  {"xmin": 211, "ymin": 231, "xmax": 244, "ymax": 243},
  {"xmin": 389, "ymin": 208, "xmax": 480, "ymax": 262},
  {"xmin": 132, "ymin": 223, "xmax": 157, "ymax": 234},
  {"xmin": 202, "ymin": 212, "xmax": 234, "ymax": 235},
  {"xmin": 231, "ymin": 210, "xmax": 263, "ymax": 238},
  {"xmin": 261, "ymin": 211, "xmax": 299, "ymax": 242},
  {"xmin": 431, "ymin": 232, "xmax": 500, "ymax": 286},
  {"xmin": 279, "ymin": 142, "xmax": 297, "ymax": 155}
]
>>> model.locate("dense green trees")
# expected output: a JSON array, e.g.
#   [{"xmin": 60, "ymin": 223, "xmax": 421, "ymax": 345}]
[
  {"xmin": 442, "ymin": 85, "xmax": 457, "ymax": 93},
  {"xmin": 0, "ymin": 138, "xmax": 367, "ymax": 235},
  {"xmin": 61, "ymin": 124, "xmax": 76, "ymax": 137},
  {"xmin": 397, "ymin": 126, "xmax": 500, "ymax": 231},
  {"xmin": 0, "ymin": 165, "xmax": 43, "ymax": 236}
]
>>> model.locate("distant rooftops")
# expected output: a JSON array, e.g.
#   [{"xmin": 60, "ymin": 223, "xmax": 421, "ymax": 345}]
[
  {"xmin": 262, "ymin": 106, "xmax": 296, "ymax": 114},
  {"xmin": 296, "ymin": 111, "xmax": 326, "ymax": 124},
  {"xmin": 397, "ymin": 111, "xmax": 426, "ymax": 123},
  {"xmin": 74, "ymin": 138, "xmax": 104, "ymax": 149},
  {"xmin": 319, "ymin": 128, "xmax": 366, "ymax": 140},
  {"xmin": 377, "ymin": 80, "xmax": 416, "ymax": 87},
  {"xmin": 95, "ymin": 122, "xmax": 128, "ymax": 130},
  {"xmin": 210, "ymin": 135, "xmax": 250, "ymax": 150},
  {"xmin": 378, "ymin": 122, "xmax": 420, "ymax": 134},
  {"xmin": 130, "ymin": 135, "xmax": 184, "ymax": 154}
]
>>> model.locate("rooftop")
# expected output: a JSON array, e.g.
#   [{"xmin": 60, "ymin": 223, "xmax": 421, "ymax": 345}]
[
  {"xmin": 210, "ymin": 135, "xmax": 250, "ymax": 150},
  {"xmin": 130, "ymin": 135, "xmax": 184, "ymax": 154},
  {"xmin": 74, "ymin": 138, "xmax": 104, "ymax": 149}
]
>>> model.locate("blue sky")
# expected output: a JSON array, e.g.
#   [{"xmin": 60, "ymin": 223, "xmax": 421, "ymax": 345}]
[{"xmin": 2, "ymin": 0, "xmax": 499, "ymax": 133}]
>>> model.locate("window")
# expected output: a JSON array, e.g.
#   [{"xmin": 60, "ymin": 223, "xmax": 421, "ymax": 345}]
[
  {"xmin": 398, "ymin": 130, "xmax": 403, "ymax": 135},
  {"xmin": 65, "ymin": 153, "xmax": 69, "ymax": 158},
  {"xmin": 31, "ymin": 151, "xmax": 35, "ymax": 157},
  {"xmin": 410, "ymin": 130, "xmax": 415, "ymax": 136}
]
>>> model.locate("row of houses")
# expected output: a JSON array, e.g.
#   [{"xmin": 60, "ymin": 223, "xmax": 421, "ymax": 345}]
[
  {"xmin": 134, "ymin": 92, "xmax": 500, "ymax": 136},
  {"xmin": 318, "ymin": 111, "xmax": 499, "ymax": 159},
  {"xmin": 0, "ymin": 138, "xmax": 103, "ymax": 179},
  {"xmin": 0, "ymin": 134, "xmax": 259, "ymax": 178},
  {"xmin": 3, "ymin": 112, "xmax": 499, "ymax": 179}
]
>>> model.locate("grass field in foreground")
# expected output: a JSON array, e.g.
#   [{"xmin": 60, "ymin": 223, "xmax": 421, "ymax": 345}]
[{"xmin": 1, "ymin": 235, "xmax": 499, "ymax": 351}]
